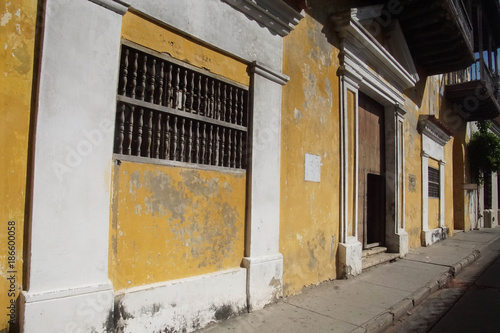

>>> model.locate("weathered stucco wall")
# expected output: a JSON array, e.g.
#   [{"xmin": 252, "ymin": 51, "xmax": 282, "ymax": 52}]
[
  {"xmin": 0, "ymin": 0, "xmax": 36, "ymax": 330},
  {"xmin": 281, "ymin": 13, "xmax": 341, "ymax": 296},
  {"xmin": 110, "ymin": 162, "xmax": 246, "ymax": 290},
  {"xmin": 122, "ymin": 12, "xmax": 249, "ymax": 86},
  {"xmin": 428, "ymin": 158, "xmax": 441, "ymax": 230},
  {"xmin": 403, "ymin": 75, "xmax": 457, "ymax": 247},
  {"xmin": 110, "ymin": 12, "xmax": 248, "ymax": 291}
]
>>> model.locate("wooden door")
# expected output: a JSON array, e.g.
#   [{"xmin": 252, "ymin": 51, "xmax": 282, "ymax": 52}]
[{"xmin": 358, "ymin": 92, "xmax": 386, "ymax": 248}]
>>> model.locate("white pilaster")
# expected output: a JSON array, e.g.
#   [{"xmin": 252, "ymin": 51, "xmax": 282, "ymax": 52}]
[
  {"xmin": 243, "ymin": 62, "xmax": 287, "ymax": 311},
  {"xmin": 419, "ymin": 116, "xmax": 451, "ymax": 246},
  {"xmin": 422, "ymin": 153, "xmax": 430, "ymax": 232},
  {"xmin": 337, "ymin": 70, "xmax": 363, "ymax": 278},
  {"xmin": 439, "ymin": 160, "xmax": 446, "ymax": 228},
  {"xmin": 21, "ymin": 1, "xmax": 128, "ymax": 331}
]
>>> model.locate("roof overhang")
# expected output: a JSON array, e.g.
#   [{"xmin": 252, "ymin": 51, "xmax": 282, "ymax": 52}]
[{"xmin": 223, "ymin": 0, "xmax": 305, "ymax": 37}]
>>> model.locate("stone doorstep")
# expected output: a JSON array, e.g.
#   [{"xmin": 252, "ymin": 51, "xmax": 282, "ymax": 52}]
[
  {"xmin": 362, "ymin": 246, "xmax": 388, "ymax": 258},
  {"xmin": 362, "ymin": 252, "xmax": 400, "ymax": 271}
]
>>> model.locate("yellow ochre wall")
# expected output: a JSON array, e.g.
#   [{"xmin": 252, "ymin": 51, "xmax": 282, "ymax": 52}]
[
  {"xmin": 0, "ymin": 0, "xmax": 36, "ymax": 331},
  {"xmin": 403, "ymin": 76, "xmax": 456, "ymax": 248},
  {"xmin": 428, "ymin": 158, "xmax": 440, "ymax": 231},
  {"xmin": 121, "ymin": 12, "xmax": 249, "ymax": 87},
  {"xmin": 109, "ymin": 13, "xmax": 248, "ymax": 290},
  {"xmin": 109, "ymin": 162, "xmax": 246, "ymax": 290},
  {"xmin": 281, "ymin": 13, "xmax": 341, "ymax": 296}
]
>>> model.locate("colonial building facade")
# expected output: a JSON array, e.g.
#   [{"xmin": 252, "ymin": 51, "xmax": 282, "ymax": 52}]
[{"xmin": 1, "ymin": 0, "xmax": 499, "ymax": 332}]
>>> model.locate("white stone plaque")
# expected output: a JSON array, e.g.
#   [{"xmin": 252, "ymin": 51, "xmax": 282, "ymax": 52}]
[{"xmin": 305, "ymin": 153, "xmax": 321, "ymax": 182}]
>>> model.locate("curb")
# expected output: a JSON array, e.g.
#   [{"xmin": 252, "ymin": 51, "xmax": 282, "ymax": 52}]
[{"xmin": 360, "ymin": 248, "xmax": 482, "ymax": 333}]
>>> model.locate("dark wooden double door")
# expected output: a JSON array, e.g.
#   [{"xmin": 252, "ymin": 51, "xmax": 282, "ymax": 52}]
[{"xmin": 358, "ymin": 92, "xmax": 386, "ymax": 248}]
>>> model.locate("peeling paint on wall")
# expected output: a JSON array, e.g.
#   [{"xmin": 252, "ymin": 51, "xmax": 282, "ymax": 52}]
[
  {"xmin": 281, "ymin": 12, "xmax": 340, "ymax": 296},
  {"xmin": 109, "ymin": 162, "xmax": 246, "ymax": 290},
  {"xmin": 121, "ymin": 12, "xmax": 249, "ymax": 87},
  {"xmin": 0, "ymin": 0, "xmax": 36, "ymax": 330}
]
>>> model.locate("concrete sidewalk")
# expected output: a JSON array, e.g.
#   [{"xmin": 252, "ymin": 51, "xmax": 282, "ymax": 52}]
[{"xmin": 199, "ymin": 227, "xmax": 500, "ymax": 333}]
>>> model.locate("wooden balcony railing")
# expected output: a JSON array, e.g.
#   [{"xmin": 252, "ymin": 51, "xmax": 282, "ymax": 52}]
[
  {"xmin": 450, "ymin": 0, "xmax": 474, "ymax": 50},
  {"xmin": 445, "ymin": 58, "xmax": 495, "ymax": 92}
]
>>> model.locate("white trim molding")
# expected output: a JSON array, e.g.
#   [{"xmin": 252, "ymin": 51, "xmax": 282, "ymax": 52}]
[
  {"xmin": 418, "ymin": 115, "xmax": 452, "ymax": 246},
  {"xmin": 332, "ymin": 9, "xmax": 417, "ymax": 95},
  {"xmin": 244, "ymin": 61, "xmax": 285, "ymax": 310},
  {"xmin": 89, "ymin": 0, "xmax": 130, "ymax": 14},
  {"xmin": 334, "ymin": 7, "xmax": 415, "ymax": 276}
]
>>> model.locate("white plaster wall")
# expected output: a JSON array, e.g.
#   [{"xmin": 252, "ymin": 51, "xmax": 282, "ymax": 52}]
[
  {"xmin": 28, "ymin": 0, "xmax": 122, "ymax": 293},
  {"xmin": 115, "ymin": 269, "xmax": 247, "ymax": 333},
  {"xmin": 21, "ymin": 288, "xmax": 114, "ymax": 333},
  {"xmin": 129, "ymin": 0, "xmax": 283, "ymax": 71}
]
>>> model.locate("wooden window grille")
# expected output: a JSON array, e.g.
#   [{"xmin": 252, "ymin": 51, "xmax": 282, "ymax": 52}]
[
  {"xmin": 428, "ymin": 167, "xmax": 440, "ymax": 198},
  {"xmin": 113, "ymin": 41, "xmax": 249, "ymax": 169}
]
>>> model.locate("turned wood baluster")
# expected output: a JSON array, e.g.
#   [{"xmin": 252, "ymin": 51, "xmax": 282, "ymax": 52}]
[
  {"xmin": 172, "ymin": 117, "xmax": 178, "ymax": 160},
  {"xmin": 145, "ymin": 110, "xmax": 153, "ymax": 157},
  {"xmin": 207, "ymin": 125, "xmax": 213, "ymax": 165},
  {"xmin": 175, "ymin": 67, "xmax": 181, "ymax": 109},
  {"xmin": 149, "ymin": 59, "xmax": 156, "ymax": 103},
  {"xmin": 221, "ymin": 85, "xmax": 227, "ymax": 122},
  {"xmin": 155, "ymin": 113, "xmax": 161, "ymax": 159},
  {"xmin": 239, "ymin": 90, "xmax": 245, "ymax": 126},
  {"xmin": 125, "ymin": 107, "xmax": 134, "ymax": 155},
  {"xmin": 165, "ymin": 64, "xmax": 173, "ymax": 107},
  {"xmin": 214, "ymin": 126, "xmax": 220, "ymax": 166},
  {"xmin": 164, "ymin": 115, "xmax": 170, "ymax": 159},
  {"xmin": 195, "ymin": 122, "xmax": 200, "ymax": 163},
  {"xmin": 233, "ymin": 89, "xmax": 238, "ymax": 124},
  {"xmin": 203, "ymin": 78, "xmax": 209, "ymax": 116},
  {"xmin": 232, "ymin": 130, "xmax": 237, "ymax": 168},
  {"xmin": 240, "ymin": 132, "xmax": 245, "ymax": 168},
  {"xmin": 227, "ymin": 86, "xmax": 233, "ymax": 123},
  {"xmin": 157, "ymin": 62, "xmax": 164, "ymax": 105},
  {"xmin": 235, "ymin": 131, "xmax": 241, "ymax": 168},
  {"xmin": 182, "ymin": 69, "xmax": 188, "ymax": 111},
  {"xmin": 201, "ymin": 124, "xmax": 207, "ymax": 164},
  {"xmin": 180, "ymin": 118, "xmax": 186, "ymax": 161},
  {"xmin": 139, "ymin": 55, "xmax": 147, "ymax": 101},
  {"xmin": 217, "ymin": 127, "xmax": 223, "ymax": 166},
  {"xmin": 189, "ymin": 72, "xmax": 195, "ymax": 112},
  {"xmin": 116, "ymin": 104, "xmax": 126, "ymax": 154},
  {"xmin": 221, "ymin": 128, "xmax": 226, "ymax": 167},
  {"xmin": 196, "ymin": 74, "xmax": 202, "ymax": 114},
  {"xmin": 210, "ymin": 80, "xmax": 215, "ymax": 119},
  {"xmin": 216, "ymin": 82, "xmax": 221, "ymax": 120},
  {"xmin": 131, "ymin": 52, "xmax": 138, "ymax": 99},
  {"xmin": 120, "ymin": 48, "xmax": 129, "ymax": 96},
  {"xmin": 187, "ymin": 120, "xmax": 193, "ymax": 163},
  {"xmin": 227, "ymin": 129, "xmax": 232, "ymax": 167},
  {"xmin": 135, "ymin": 108, "xmax": 144, "ymax": 156}
]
